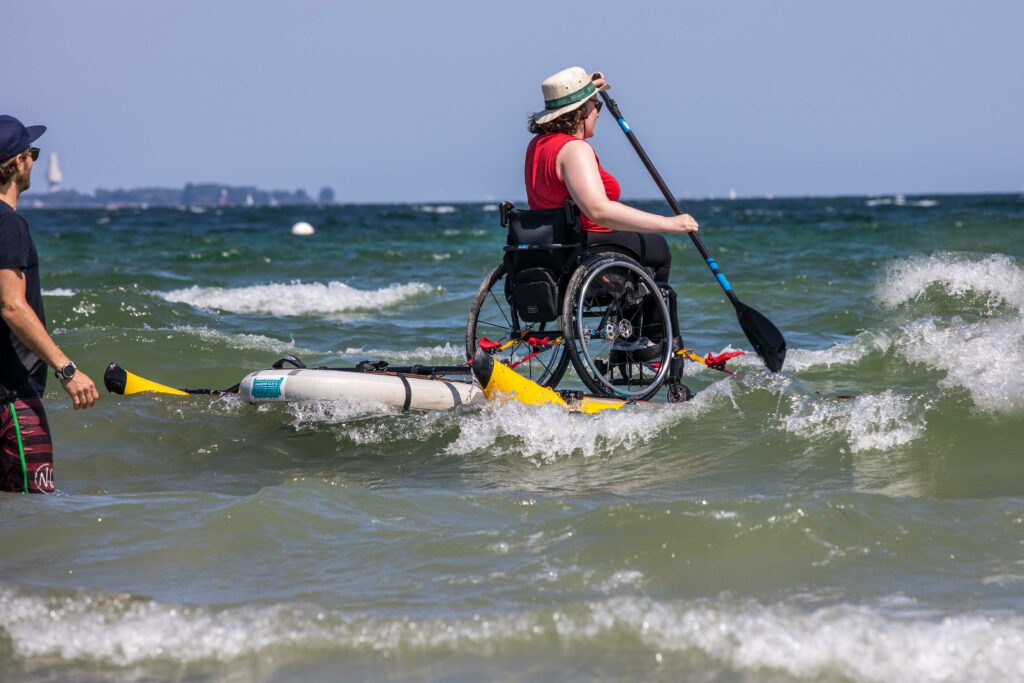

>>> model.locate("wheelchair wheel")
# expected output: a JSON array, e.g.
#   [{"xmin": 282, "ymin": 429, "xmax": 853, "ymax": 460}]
[
  {"xmin": 563, "ymin": 253, "xmax": 674, "ymax": 400},
  {"xmin": 466, "ymin": 263, "xmax": 570, "ymax": 388}
]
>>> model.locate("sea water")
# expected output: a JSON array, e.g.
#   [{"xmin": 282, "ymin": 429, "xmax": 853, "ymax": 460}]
[{"xmin": 1, "ymin": 195, "xmax": 1022, "ymax": 681}]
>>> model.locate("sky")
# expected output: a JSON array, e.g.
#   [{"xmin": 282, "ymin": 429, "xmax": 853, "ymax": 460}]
[{"xmin": 8, "ymin": 0, "xmax": 1024, "ymax": 202}]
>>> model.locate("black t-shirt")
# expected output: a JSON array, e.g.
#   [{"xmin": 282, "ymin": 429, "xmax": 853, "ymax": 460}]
[{"xmin": 0, "ymin": 199, "xmax": 46, "ymax": 398}]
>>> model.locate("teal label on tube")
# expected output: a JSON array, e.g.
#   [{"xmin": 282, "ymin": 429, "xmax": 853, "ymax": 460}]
[{"xmin": 252, "ymin": 377, "xmax": 284, "ymax": 398}]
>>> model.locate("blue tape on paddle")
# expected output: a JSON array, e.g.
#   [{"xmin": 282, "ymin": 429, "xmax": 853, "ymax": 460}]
[
  {"xmin": 617, "ymin": 118, "xmax": 631, "ymax": 133},
  {"xmin": 706, "ymin": 258, "xmax": 733, "ymax": 292}
]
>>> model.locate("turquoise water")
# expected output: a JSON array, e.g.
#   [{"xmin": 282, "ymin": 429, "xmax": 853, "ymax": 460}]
[{"xmin": 1, "ymin": 194, "xmax": 1022, "ymax": 681}]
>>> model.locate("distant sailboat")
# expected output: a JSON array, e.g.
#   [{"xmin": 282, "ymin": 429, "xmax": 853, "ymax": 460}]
[{"xmin": 47, "ymin": 152, "xmax": 63, "ymax": 193}]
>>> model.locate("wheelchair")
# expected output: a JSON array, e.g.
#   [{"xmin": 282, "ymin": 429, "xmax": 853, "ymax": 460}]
[{"xmin": 466, "ymin": 200, "xmax": 685, "ymax": 401}]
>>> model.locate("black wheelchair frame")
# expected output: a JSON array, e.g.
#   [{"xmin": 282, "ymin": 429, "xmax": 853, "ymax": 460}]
[{"xmin": 466, "ymin": 200, "xmax": 687, "ymax": 400}]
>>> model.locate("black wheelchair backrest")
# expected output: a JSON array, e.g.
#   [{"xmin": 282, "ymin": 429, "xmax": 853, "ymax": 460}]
[
  {"xmin": 498, "ymin": 200, "xmax": 582, "ymax": 278},
  {"xmin": 499, "ymin": 200, "xmax": 580, "ymax": 247},
  {"xmin": 495, "ymin": 201, "xmax": 579, "ymax": 323}
]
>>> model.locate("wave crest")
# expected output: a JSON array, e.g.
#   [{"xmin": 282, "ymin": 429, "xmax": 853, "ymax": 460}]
[
  {"xmin": 3, "ymin": 586, "xmax": 1022, "ymax": 682},
  {"xmin": 161, "ymin": 281, "xmax": 437, "ymax": 316},
  {"xmin": 877, "ymin": 253, "xmax": 1023, "ymax": 312}
]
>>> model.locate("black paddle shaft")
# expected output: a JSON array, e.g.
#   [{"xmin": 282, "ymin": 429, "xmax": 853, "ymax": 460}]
[
  {"xmin": 598, "ymin": 90, "xmax": 787, "ymax": 372},
  {"xmin": 598, "ymin": 92, "xmax": 730, "ymax": 297}
]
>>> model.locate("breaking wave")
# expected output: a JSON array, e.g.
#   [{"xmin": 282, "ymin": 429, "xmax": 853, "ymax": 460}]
[
  {"xmin": 335, "ymin": 343, "xmax": 466, "ymax": 364},
  {"xmin": 782, "ymin": 390, "xmax": 928, "ymax": 453},
  {"xmin": 160, "ymin": 281, "xmax": 438, "ymax": 316},
  {"xmin": 876, "ymin": 253, "xmax": 1024, "ymax": 412},
  {"xmin": 173, "ymin": 325, "xmax": 317, "ymax": 355},
  {"xmin": 877, "ymin": 253, "xmax": 1024, "ymax": 312},
  {"xmin": 444, "ymin": 380, "xmax": 736, "ymax": 461},
  {"xmin": 1, "ymin": 586, "xmax": 1021, "ymax": 682},
  {"xmin": 772, "ymin": 253, "xmax": 1024, "ymax": 414}
]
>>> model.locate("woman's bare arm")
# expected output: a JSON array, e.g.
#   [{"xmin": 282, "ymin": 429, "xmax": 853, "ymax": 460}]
[{"xmin": 558, "ymin": 140, "xmax": 698, "ymax": 235}]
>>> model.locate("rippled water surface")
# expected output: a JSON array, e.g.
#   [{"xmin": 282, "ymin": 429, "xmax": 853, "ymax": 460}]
[{"xmin": 1, "ymin": 195, "xmax": 1023, "ymax": 682}]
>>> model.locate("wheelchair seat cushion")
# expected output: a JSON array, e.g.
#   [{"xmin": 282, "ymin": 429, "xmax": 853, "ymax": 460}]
[{"xmin": 583, "ymin": 231, "xmax": 672, "ymax": 283}]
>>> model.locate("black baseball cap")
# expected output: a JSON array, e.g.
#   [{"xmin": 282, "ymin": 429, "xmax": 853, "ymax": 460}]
[{"xmin": 0, "ymin": 115, "xmax": 46, "ymax": 163}]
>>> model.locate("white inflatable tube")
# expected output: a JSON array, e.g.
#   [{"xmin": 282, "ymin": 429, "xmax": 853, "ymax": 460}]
[{"xmin": 238, "ymin": 368, "xmax": 483, "ymax": 411}]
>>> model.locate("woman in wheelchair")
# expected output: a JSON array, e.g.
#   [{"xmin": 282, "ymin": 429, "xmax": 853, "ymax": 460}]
[
  {"xmin": 526, "ymin": 67, "xmax": 699, "ymax": 279},
  {"xmin": 467, "ymin": 67, "xmax": 700, "ymax": 400}
]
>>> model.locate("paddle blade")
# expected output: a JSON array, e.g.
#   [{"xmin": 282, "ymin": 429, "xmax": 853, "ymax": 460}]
[
  {"xmin": 735, "ymin": 303, "xmax": 787, "ymax": 372},
  {"xmin": 104, "ymin": 362, "xmax": 189, "ymax": 396}
]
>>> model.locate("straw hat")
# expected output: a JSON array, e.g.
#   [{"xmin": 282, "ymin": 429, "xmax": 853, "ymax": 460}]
[{"xmin": 533, "ymin": 67, "xmax": 610, "ymax": 125}]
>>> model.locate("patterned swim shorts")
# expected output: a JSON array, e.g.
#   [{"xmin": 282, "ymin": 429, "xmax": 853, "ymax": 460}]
[{"xmin": 1, "ymin": 396, "xmax": 55, "ymax": 494}]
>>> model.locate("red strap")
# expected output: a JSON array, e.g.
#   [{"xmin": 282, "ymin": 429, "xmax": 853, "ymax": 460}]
[
  {"xmin": 705, "ymin": 351, "xmax": 744, "ymax": 369},
  {"xmin": 478, "ymin": 338, "xmax": 503, "ymax": 352}
]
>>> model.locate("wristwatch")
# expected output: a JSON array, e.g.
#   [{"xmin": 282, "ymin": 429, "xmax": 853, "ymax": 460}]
[{"xmin": 55, "ymin": 361, "xmax": 77, "ymax": 381}]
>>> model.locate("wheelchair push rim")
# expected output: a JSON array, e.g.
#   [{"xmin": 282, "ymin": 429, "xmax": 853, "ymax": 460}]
[{"xmin": 565, "ymin": 257, "xmax": 674, "ymax": 400}]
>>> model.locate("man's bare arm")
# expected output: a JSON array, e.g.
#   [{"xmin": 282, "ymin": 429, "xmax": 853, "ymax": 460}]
[
  {"xmin": 0, "ymin": 267, "xmax": 98, "ymax": 409},
  {"xmin": 0, "ymin": 267, "xmax": 68, "ymax": 369}
]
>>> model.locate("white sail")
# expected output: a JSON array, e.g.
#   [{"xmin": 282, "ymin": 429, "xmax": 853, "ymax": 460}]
[{"xmin": 47, "ymin": 152, "xmax": 63, "ymax": 192}]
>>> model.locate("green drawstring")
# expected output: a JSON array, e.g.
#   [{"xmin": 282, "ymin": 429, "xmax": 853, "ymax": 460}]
[{"xmin": 9, "ymin": 402, "xmax": 28, "ymax": 494}]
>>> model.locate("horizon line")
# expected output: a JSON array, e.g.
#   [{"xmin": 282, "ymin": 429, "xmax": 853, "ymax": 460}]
[{"xmin": 19, "ymin": 187, "xmax": 1024, "ymax": 209}]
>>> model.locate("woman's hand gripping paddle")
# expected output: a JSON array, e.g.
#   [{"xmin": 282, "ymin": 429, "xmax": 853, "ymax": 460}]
[{"xmin": 598, "ymin": 90, "xmax": 787, "ymax": 372}]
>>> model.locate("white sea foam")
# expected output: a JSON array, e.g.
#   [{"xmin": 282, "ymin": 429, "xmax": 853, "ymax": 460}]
[
  {"xmin": 418, "ymin": 205, "xmax": 457, "ymax": 214},
  {"xmin": 878, "ymin": 253, "xmax": 1024, "ymax": 312},
  {"xmin": 865, "ymin": 196, "xmax": 937, "ymax": 208},
  {"xmin": 770, "ymin": 317, "xmax": 1022, "ymax": 414},
  {"xmin": 337, "ymin": 343, "xmax": 466, "ymax": 364},
  {"xmin": 893, "ymin": 316, "xmax": 1024, "ymax": 412},
  {"xmin": 782, "ymin": 332, "xmax": 893, "ymax": 372},
  {"xmin": 445, "ymin": 380, "xmax": 734, "ymax": 461},
  {"xmin": 578, "ymin": 596, "xmax": 1024, "ymax": 683},
  {"xmin": 771, "ymin": 253, "xmax": 1024, "ymax": 414},
  {"xmin": 42, "ymin": 288, "xmax": 77, "ymax": 297},
  {"xmin": 782, "ymin": 390, "xmax": 926, "ymax": 453},
  {"xmin": 877, "ymin": 253, "xmax": 1024, "ymax": 412},
  {"xmin": 173, "ymin": 325, "xmax": 317, "ymax": 355},
  {"xmin": 2, "ymin": 587, "xmax": 1022, "ymax": 682},
  {"xmin": 284, "ymin": 397, "xmax": 399, "ymax": 427},
  {"xmin": 160, "ymin": 281, "xmax": 437, "ymax": 316}
]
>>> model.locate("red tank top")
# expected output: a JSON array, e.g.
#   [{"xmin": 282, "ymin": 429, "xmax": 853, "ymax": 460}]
[{"xmin": 525, "ymin": 133, "xmax": 620, "ymax": 233}]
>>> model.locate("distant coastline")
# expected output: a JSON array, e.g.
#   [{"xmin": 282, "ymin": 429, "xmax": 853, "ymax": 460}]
[
  {"xmin": 20, "ymin": 183, "xmax": 336, "ymax": 209},
  {"xmin": 18, "ymin": 186, "xmax": 1015, "ymax": 210}
]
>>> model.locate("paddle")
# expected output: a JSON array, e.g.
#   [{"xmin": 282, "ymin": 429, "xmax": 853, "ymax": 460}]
[{"xmin": 598, "ymin": 90, "xmax": 787, "ymax": 372}]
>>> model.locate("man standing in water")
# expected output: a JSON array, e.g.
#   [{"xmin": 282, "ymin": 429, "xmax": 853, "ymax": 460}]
[{"xmin": 0, "ymin": 115, "xmax": 98, "ymax": 494}]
